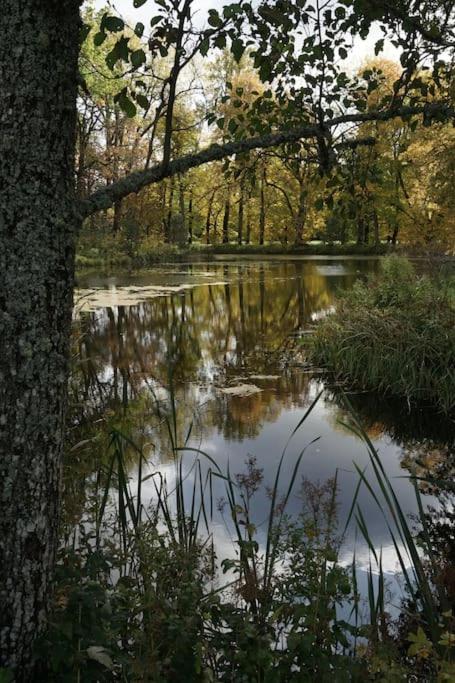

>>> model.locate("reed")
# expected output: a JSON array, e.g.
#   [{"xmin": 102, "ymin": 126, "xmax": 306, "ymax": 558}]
[
  {"xmin": 38, "ymin": 387, "xmax": 454, "ymax": 681},
  {"xmin": 310, "ymin": 256, "xmax": 455, "ymax": 413}
]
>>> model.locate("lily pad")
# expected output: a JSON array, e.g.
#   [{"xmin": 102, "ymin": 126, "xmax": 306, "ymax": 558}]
[
  {"xmin": 75, "ymin": 282, "xmax": 227, "ymax": 312},
  {"xmin": 219, "ymin": 383, "xmax": 262, "ymax": 397},
  {"xmin": 249, "ymin": 374, "xmax": 280, "ymax": 381}
]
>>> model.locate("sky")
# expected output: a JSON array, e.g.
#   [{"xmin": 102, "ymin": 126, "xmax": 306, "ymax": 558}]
[{"xmin": 88, "ymin": 0, "xmax": 401, "ymax": 72}]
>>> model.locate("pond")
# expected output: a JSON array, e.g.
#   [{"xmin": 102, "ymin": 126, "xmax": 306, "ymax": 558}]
[{"xmin": 71, "ymin": 257, "xmax": 453, "ymax": 603}]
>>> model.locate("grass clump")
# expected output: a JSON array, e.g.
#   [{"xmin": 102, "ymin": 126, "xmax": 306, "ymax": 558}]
[{"xmin": 310, "ymin": 256, "xmax": 455, "ymax": 413}]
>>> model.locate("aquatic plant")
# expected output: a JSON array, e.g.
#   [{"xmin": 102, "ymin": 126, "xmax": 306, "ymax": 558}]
[
  {"xmin": 34, "ymin": 389, "xmax": 455, "ymax": 681},
  {"xmin": 309, "ymin": 256, "xmax": 455, "ymax": 413}
]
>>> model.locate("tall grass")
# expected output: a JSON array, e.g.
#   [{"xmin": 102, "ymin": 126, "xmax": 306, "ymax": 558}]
[
  {"xmin": 340, "ymin": 395, "xmax": 449, "ymax": 646},
  {"xmin": 38, "ymin": 386, "xmax": 454, "ymax": 681},
  {"xmin": 309, "ymin": 256, "xmax": 455, "ymax": 413}
]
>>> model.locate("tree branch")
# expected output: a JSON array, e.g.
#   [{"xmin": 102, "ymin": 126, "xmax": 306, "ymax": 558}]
[
  {"xmin": 266, "ymin": 180, "xmax": 296, "ymax": 218},
  {"xmin": 78, "ymin": 102, "xmax": 454, "ymax": 218},
  {"xmin": 380, "ymin": 0, "xmax": 455, "ymax": 47}
]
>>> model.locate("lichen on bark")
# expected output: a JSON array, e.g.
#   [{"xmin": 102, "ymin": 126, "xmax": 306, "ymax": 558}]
[{"xmin": 0, "ymin": 1, "xmax": 81, "ymax": 678}]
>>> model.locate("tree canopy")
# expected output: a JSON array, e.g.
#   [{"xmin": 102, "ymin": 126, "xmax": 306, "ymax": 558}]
[{"xmin": 76, "ymin": 0, "xmax": 455, "ymax": 249}]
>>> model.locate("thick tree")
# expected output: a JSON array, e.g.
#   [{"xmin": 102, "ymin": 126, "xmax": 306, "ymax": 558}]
[
  {"xmin": 0, "ymin": 1, "xmax": 81, "ymax": 677},
  {"xmin": 0, "ymin": 0, "xmax": 454, "ymax": 678}
]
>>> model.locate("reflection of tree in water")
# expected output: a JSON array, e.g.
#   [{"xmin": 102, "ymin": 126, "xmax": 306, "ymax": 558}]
[
  {"xmin": 208, "ymin": 370, "xmax": 312, "ymax": 441},
  {"xmin": 325, "ymin": 387, "xmax": 455, "ymax": 451},
  {"xmin": 73, "ymin": 261, "xmax": 356, "ymax": 410},
  {"xmin": 68, "ymin": 260, "xmax": 369, "ymax": 478},
  {"xmin": 324, "ymin": 386, "xmax": 455, "ymax": 598}
]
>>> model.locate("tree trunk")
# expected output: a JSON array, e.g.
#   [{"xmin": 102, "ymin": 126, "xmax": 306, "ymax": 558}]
[
  {"xmin": 373, "ymin": 209, "xmax": 380, "ymax": 245},
  {"xmin": 294, "ymin": 181, "xmax": 306, "ymax": 245},
  {"xmin": 110, "ymin": 109, "xmax": 124, "ymax": 234},
  {"xmin": 213, "ymin": 210, "xmax": 220, "ymax": 243},
  {"xmin": 178, "ymin": 175, "xmax": 186, "ymax": 227},
  {"xmin": 205, "ymin": 192, "xmax": 214, "ymax": 244},
  {"xmin": 161, "ymin": 183, "xmax": 167, "ymax": 239},
  {"xmin": 166, "ymin": 177, "xmax": 175, "ymax": 243},
  {"xmin": 0, "ymin": 1, "xmax": 80, "ymax": 678},
  {"xmin": 222, "ymin": 194, "xmax": 230, "ymax": 244},
  {"xmin": 259, "ymin": 167, "xmax": 266, "ymax": 246},
  {"xmin": 391, "ymin": 224, "xmax": 399, "ymax": 245},
  {"xmin": 113, "ymin": 198, "xmax": 122, "ymax": 234},
  {"xmin": 188, "ymin": 190, "xmax": 193, "ymax": 244},
  {"xmin": 76, "ymin": 118, "xmax": 87, "ymax": 199},
  {"xmin": 245, "ymin": 191, "xmax": 251, "ymax": 245},
  {"xmin": 237, "ymin": 178, "xmax": 244, "ymax": 245},
  {"xmin": 357, "ymin": 212, "xmax": 365, "ymax": 245}
]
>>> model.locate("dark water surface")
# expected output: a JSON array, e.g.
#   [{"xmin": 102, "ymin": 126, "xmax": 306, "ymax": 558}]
[{"xmin": 72, "ymin": 257, "xmax": 453, "ymax": 586}]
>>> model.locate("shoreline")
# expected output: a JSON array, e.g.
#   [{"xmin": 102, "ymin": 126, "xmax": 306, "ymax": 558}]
[{"xmin": 76, "ymin": 243, "xmax": 455, "ymax": 270}]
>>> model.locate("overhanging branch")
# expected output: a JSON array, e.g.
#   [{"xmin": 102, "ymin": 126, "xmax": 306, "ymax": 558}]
[{"xmin": 78, "ymin": 102, "xmax": 454, "ymax": 218}]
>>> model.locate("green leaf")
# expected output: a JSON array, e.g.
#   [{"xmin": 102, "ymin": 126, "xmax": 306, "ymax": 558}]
[
  {"xmin": 93, "ymin": 31, "xmax": 106, "ymax": 47},
  {"xmin": 374, "ymin": 39, "xmax": 384, "ymax": 55},
  {"xmin": 259, "ymin": 60, "xmax": 271, "ymax": 82},
  {"xmin": 131, "ymin": 49, "xmax": 146, "ymax": 68},
  {"xmin": 115, "ymin": 90, "xmax": 137, "ymax": 118},
  {"xmin": 228, "ymin": 119, "xmax": 238, "ymax": 134},
  {"xmin": 134, "ymin": 0, "xmax": 148, "ymax": 7},
  {"xmin": 134, "ymin": 22, "xmax": 145, "ymax": 37},
  {"xmin": 231, "ymin": 38, "xmax": 245, "ymax": 63},
  {"xmin": 214, "ymin": 34, "xmax": 226, "ymax": 49},
  {"xmin": 102, "ymin": 15, "xmax": 125, "ymax": 33},
  {"xmin": 199, "ymin": 37, "xmax": 210, "ymax": 56},
  {"xmin": 106, "ymin": 36, "xmax": 130, "ymax": 69},
  {"xmin": 208, "ymin": 10, "xmax": 223, "ymax": 28},
  {"xmin": 80, "ymin": 22, "xmax": 91, "ymax": 44},
  {"xmin": 135, "ymin": 93, "xmax": 149, "ymax": 110}
]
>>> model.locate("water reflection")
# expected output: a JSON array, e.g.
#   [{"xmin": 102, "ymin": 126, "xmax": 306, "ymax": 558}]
[{"xmin": 68, "ymin": 258, "xmax": 453, "ymax": 573}]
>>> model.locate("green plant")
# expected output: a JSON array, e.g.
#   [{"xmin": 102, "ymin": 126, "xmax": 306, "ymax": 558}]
[
  {"xmin": 35, "ymin": 387, "xmax": 454, "ymax": 681},
  {"xmin": 309, "ymin": 256, "xmax": 455, "ymax": 413}
]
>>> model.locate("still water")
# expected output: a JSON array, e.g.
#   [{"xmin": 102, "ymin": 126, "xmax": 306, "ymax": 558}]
[{"xmin": 72, "ymin": 257, "xmax": 453, "ymax": 590}]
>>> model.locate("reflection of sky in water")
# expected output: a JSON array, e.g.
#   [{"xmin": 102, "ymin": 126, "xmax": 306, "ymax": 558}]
[
  {"xmin": 73, "ymin": 258, "xmax": 451, "ymax": 597},
  {"xmin": 132, "ymin": 384, "xmax": 433, "ymax": 575}
]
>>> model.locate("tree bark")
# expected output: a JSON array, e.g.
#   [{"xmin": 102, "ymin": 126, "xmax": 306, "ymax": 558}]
[
  {"xmin": 205, "ymin": 192, "xmax": 214, "ymax": 244},
  {"xmin": 373, "ymin": 209, "xmax": 380, "ymax": 245},
  {"xmin": 245, "ymin": 190, "xmax": 251, "ymax": 245},
  {"xmin": 113, "ymin": 198, "xmax": 122, "ymax": 234},
  {"xmin": 178, "ymin": 175, "xmax": 186, "ymax": 223},
  {"xmin": 166, "ymin": 177, "xmax": 175, "ymax": 243},
  {"xmin": 259, "ymin": 165, "xmax": 266, "ymax": 246},
  {"xmin": 0, "ymin": 1, "xmax": 80, "ymax": 678},
  {"xmin": 294, "ymin": 180, "xmax": 306, "ymax": 245},
  {"xmin": 222, "ymin": 193, "xmax": 231, "ymax": 244},
  {"xmin": 237, "ymin": 177, "xmax": 244, "ymax": 245},
  {"xmin": 188, "ymin": 190, "xmax": 193, "ymax": 244}
]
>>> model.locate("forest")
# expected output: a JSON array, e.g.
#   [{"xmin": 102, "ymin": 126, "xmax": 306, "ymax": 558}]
[
  {"xmin": 0, "ymin": 1, "xmax": 454, "ymax": 681},
  {"xmin": 76, "ymin": 4, "xmax": 455, "ymax": 263}
]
